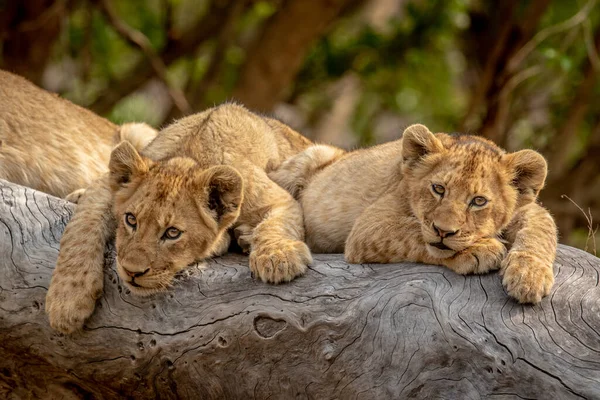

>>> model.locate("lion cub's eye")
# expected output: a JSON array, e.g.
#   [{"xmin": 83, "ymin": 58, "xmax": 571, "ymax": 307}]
[
  {"xmin": 163, "ymin": 227, "xmax": 182, "ymax": 240},
  {"xmin": 470, "ymin": 196, "xmax": 488, "ymax": 207},
  {"xmin": 432, "ymin": 184, "xmax": 445, "ymax": 196},
  {"xmin": 125, "ymin": 213, "xmax": 137, "ymax": 229}
]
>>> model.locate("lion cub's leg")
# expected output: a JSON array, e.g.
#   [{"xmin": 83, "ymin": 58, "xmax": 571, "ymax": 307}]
[
  {"xmin": 45, "ymin": 176, "xmax": 115, "ymax": 333},
  {"xmin": 240, "ymin": 168, "xmax": 312, "ymax": 283},
  {"xmin": 268, "ymin": 144, "xmax": 345, "ymax": 199},
  {"xmin": 345, "ymin": 192, "xmax": 505, "ymax": 274},
  {"xmin": 500, "ymin": 203, "xmax": 557, "ymax": 303}
]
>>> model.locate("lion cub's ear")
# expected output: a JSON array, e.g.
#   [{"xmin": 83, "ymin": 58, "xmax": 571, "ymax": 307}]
[
  {"xmin": 402, "ymin": 124, "xmax": 445, "ymax": 166},
  {"xmin": 503, "ymin": 149, "xmax": 548, "ymax": 204},
  {"xmin": 109, "ymin": 141, "xmax": 151, "ymax": 191},
  {"xmin": 201, "ymin": 166, "xmax": 244, "ymax": 229}
]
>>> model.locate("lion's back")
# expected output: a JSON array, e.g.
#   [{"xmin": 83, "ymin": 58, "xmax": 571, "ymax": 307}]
[{"xmin": 0, "ymin": 70, "xmax": 117, "ymax": 197}]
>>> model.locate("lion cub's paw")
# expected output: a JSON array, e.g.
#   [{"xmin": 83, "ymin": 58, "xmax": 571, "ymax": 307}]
[
  {"xmin": 65, "ymin": 188, "xmax": 87, "ymax": 204},
  {"xmin": 450, "ymin": 238, "xmax": 507, "ymax": 275},
  {"xmin": 249, "ymin": 240, "xmax": 312, "ymax": 283},
  {"xmin": 45, "ymin": 273, "xmax": 101, "ymax": 334},
  {"xmin": 234, "ymin": 224, "xmax": 253, "ymax": 254},
  {"xmin": 500, "ymin": 251, "xmax": 554, "ymax": 304}
]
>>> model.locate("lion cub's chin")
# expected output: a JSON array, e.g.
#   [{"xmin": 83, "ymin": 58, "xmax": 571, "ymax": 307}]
[
  {"xmin": 426, "ymin": 243, "xmax": 457, "ymax": 259},
  {"xmin": 124, "ymin": 283, "xmax": 167, "ymax": 297}
]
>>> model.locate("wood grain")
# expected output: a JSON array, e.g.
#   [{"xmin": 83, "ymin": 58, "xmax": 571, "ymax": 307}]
[{"xmin": 0, "ymin": 179, "xmax": 599, "ymax": 399}]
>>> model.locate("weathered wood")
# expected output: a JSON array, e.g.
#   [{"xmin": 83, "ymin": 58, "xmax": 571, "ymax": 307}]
[{"xmin": 0, "ymin": 178, "xmax": 599, "ymax": 399}]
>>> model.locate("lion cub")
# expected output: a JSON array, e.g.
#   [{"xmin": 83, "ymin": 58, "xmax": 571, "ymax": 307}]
[
  {"xmin": 270, "ymin": 124, "xmax": 558, "ymax": 304},
  {"xmin": 0, "ymin": 70, "xmax": 156, "ymax": 199},
  {"xmin": 46, "ymin": 104, "xmax": 314, "ymax": 333}
]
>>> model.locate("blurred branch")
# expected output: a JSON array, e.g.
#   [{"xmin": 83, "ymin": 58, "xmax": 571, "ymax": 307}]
[
  {"xmin": 0, "ymin": 0, "xmax": 67, "ymax": 84},
  {"xmin": 583, "ymin": 18, "xmax": 600, "ymax": 70},
  {"xmin": 546, "ymin": 24, "xmax": 600, "ymax": 175},
  {"xmin": 162, "ymin": 0, "xmax": 248, "ymax": 125},
  {"xmin": 492, "ymin": 65, "xmax": 542, "ymax": 140},
  {"xmin": 232, "ymin": 0, "xmax": 365, "ymax": 112},
  {"xmin": 508, "ymin": 0, "xmax": 597, "ymax": 71},
  {"xmin": 98, "ymin": 0, "xmax": 191, "ymax": 114},
  {"xmin": 89, "ymin": 0, "xmax": 234, "ymax": 116},
  {"xmin": 163, "ymin": 0, "xmax": 174, "ymax": 40},
  {"xmin": 462, "ymin": 0, "xmax": 551, "ymax": 144},
  {"xmin": 189, "ymin": 0, "xmax": 246, "ymax": 109},
  {"xmin": 460, "ymin": 0, "xmax": 519, "ymax": 131},
  {"xmin": 81, "ymin": 6, "xmax": 93, "ymax": 82},
  {"xmin": 16, "ymin": 0, "xmax": 68, "ymax": 33}
]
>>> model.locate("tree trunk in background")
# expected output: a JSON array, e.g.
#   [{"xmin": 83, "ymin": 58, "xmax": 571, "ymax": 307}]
[
  {"xmin": 0, "ymin": 0, "xmax": 66, "ymax": 85},
  {"xmin": 546, "ymin": 26, "xmax": 600, "ymax": 177},
  {"xmin": 232, "ymin": 0, "xmax": 359, "ymax": 112},
  {"xmin": 462, "ymin": 0, "xmax": 551, "ymax": 145},
  {"xmin": 539, "ymin": 26, "xmax": 600, "ymax": 240}
]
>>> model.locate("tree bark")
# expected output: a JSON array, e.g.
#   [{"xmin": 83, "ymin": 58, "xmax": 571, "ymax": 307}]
[
  {"xmin": 1, "ymin": 179, "xmax": 599, "ymax": 399},
  {"xmin": 231, "ymin": 0, "xmax": 358, "ymax": 112}
]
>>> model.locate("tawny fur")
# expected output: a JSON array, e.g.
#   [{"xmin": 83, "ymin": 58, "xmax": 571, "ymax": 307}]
[
  {"xmin": 46, "ymin": 104, "xmax": 314, "ymax": 334},
  {"xmin": 0, "ymin": 70, "xmax": 157, "ymax": 199},
  {"xmin": 270, "ymin": 124, "xmax": 558, "ymax": 304}
]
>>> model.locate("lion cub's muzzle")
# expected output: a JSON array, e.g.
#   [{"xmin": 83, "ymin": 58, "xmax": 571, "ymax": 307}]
[
  {"xmin": 423, "ymin": 221, "xmax": 472, "ymax": 257},
  {"xmin": 116, "ymin": 259, "xmax": 166, "ymax": 294}
]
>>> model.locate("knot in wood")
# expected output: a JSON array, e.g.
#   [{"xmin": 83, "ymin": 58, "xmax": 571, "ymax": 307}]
[{"xmin": 253, "ymin": 315, "xmax": 287, "ymax": 338}]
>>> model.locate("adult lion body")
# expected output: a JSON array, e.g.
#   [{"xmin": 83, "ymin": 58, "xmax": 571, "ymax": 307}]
[
  {"xmin": 46, "ymin": 104, "xmax": 314, "ymax": 333},
  {"xmin": 270, "ymin": 124, "xmax": 558, "ymax": 304},
  {"xmin": 0, "ymin": 70, "xmax": 156, "ymax": 198}
]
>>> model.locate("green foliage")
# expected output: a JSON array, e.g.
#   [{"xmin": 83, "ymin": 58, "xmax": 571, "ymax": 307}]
[{"xmin": 294, "ymin": 0, "xmax": 472, "ymax": 145}]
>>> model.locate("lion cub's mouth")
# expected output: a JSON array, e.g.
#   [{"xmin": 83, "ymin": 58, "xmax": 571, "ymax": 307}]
[
  {"xmin": 128, "ymin": 279, "xmax": 141, "ymax": 288},
  {"xmin": 429, "ymin": 241, "xmax": 453, "ymax": 251}
]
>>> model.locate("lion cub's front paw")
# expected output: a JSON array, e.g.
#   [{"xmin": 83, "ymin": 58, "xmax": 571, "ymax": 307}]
[
  {"xmin": 45, "ymin": 272, "xmax": 101, "ymax": 334},
  {"xmin": 249, "ymin": 240, "xmax": 312, "ymax": 283},
  {"xmin": 501, "ymin": 251, "xmax": 554, "ymax": 304},
  {"xmin": 234, "ymin": 224, "xmax": 253, "ymax": 254},
  {"xmin": 448, "ymin": 238, "xmax": 507, "ymax": 275}
]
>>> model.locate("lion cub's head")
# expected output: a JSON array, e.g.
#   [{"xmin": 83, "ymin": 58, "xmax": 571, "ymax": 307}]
[
  {"xmin": 401, "ymin": 124, "xmax": 547, "ymax": 258},
  {"xmin": 108, "ymin": 142, "xmax": 243, "ymax": 295}
]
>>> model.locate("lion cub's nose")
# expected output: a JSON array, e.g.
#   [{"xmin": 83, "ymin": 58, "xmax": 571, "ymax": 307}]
[
  {"xmin": 433, "ymin": 224, "xmax": 458, "ymax": 238},
  {"xmin": 123, "ymin": 267, "xmax": 150, "ymax": 278}
]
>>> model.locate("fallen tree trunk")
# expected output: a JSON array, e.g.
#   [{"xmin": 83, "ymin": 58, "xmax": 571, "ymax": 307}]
[{"xmin": 0, "ymin": 179, "xmax": 599, "ymax": 399}]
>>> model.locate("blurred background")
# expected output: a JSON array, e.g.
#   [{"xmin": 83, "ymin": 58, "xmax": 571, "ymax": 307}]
[{"xmin": 1, "ymin": 0, "xmax": 598, "ymax": 251}]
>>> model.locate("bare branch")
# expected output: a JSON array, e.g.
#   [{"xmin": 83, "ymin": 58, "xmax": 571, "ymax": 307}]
[
  {"xmin": 508, "ymin": 0, "xmax": 597, "ymax": 71},
  {"xmin": 16, "ymin": 0, "xmax": 68, "ymax": 33},
  {"xmin": 89, "ymin": 0, "xmax": 234, "ymax": 116},
  {"xmin": 161, "ymin": 0, "xmax": 248, "ymax": 125},
  {"xmin": 583, "ymin": 18, "xmax": 600, "ymax": 70},
  {"xmin": 97, "ymin": 0, "xmax": 191, "ymax": 114}
]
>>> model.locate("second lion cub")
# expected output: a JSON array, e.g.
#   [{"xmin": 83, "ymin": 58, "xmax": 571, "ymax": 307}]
[
  {"xmin": 46, "ymin": 104, "xmax": 313, "ymax": 333},
  {"xmin": 270, "ymin": 124, "xmax": 558, "ymax": 304}
]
